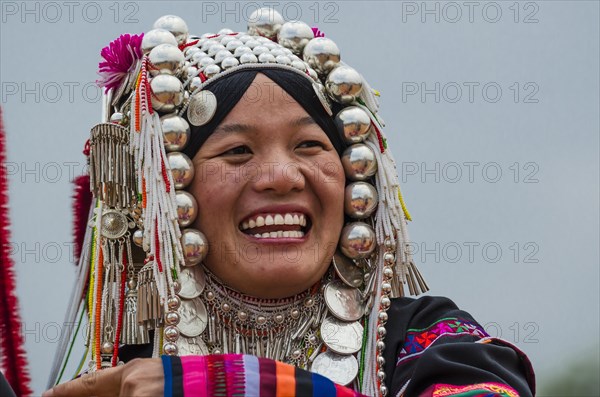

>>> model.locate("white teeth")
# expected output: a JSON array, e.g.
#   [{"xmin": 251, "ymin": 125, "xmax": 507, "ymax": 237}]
[
  {"xmin": 274, "ymin": 214, "xmax": 284, "ymax": 225},
  {"xmin": 249, "ymin": 219, "xmax": 256, "ymax": 228},
  {"xmin": 265, "ymin": 215, "xmax": 274, "ymax": 225},
  {"xmin": 251, "ymin": 230, "xmax": 307, "ymax": 239},
  {"xmin": 293, "ymin": 214, "xmax": 300, "ymax": 224},
  {"xmin": 254, "ymin": 233, "xmax": 261, "ymax": 237},
  {"xmin": 269, "ymin": 231, "xmax": 277, "ymax": 238},
  {"xmin": 284, "ymin": 214, "xmax": 294, "ymax": 225},
  {"xmin": 242, "ymin": 221, "xmax": 249, "ymax": 230},
  {"xmin": 256, "ymin": 216, "xmax": 265, "ymax": 227},
  {"xmin": 262, "ymin": 232, "xmax": 270, "ymax": 238},
  {"xmin": 300, "ymin": 215, "xmax": 306, "ymax": 227},
  {"xmin": 283, "ymin": 231, "xmax": 290, "ymax": 238}
]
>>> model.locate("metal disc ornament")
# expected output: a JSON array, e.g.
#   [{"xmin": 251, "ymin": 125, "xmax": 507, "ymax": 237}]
[
  {"xmin": 324, "ymin": 280, "xmax": 364, "ymax": 322},
  {"xmin": 332, "ymin": 251, "xmax": 364, "ymax": 288},
  {"xmin": 100, "ymin": 210, "xmax": 129, "ymax": 239},
  {"xmin": 311, "ymin": 350, "xmax": 358, "ymax": 385},
  {"xmin": 177, "ymin": 298, "xmax": 208, "ymax": 337},
  {"xmin": 320, "ymin": 316, "xmax": 364, "ymax": 355},
  {"xmin": 187, "ymin": 90, "xmax": 217, "ymax": 126},
  {"xmin": 177, "ymin": 267, "xmax": 206, "ymax": 299},
  {"xmin": 177, "ymin": 336, "xmax": 209, "ymax": 355}
]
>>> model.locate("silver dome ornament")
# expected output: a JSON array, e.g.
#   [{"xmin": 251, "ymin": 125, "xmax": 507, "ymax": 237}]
[
  {"xmin": 225, "ymin": 39, "xmax": 243, "ymax": 51},
  {"xmin": 150, "ymin": 74, "xmax": 183, "ymax": 113},
  {"xmin": 245, "ymin": 39, "xmax": 260, "ymax": 49},
  {"xmin": 203, "ymin": 64, "xmax": 221, "ymax": 79},
  {"xmin": 175, "ymin": 191, "xmax": 198, "ymax": 227},
  {"xmin": 344, "ymin": 182, "xmax": 378, "ymax": 219},
  {"xmin": 153, "ymin": 15, "xmax": 189, "ymax": 46},
  {"xmin": 109, "ymin": 112, "xmax": 123, "ymax": 124},
  {"xmin": 181, "ymin": 229, "xmax": 209, "ymax": 266},
  {"xmin": 239, "ymin": 52, "xmax": 259, "ymax": 64},
  {"xmin": 220, "ymin": 35, "xmax": 236, "ymax": 46},
  {"xmin": 163, "ymin": 342, "xmax": 178, "ymax": 356},
  {"xmin": 100, "ymin": 210, "xmax": 128, "ymax": 239},
  {"xmin": 184, "ymin": 46, "xmax": 200, "ymax": 57},
  {"xmin": 303, "ymin": 37, "xmax": 341, "ymax": 76},
  {"xmin": 191, "ymin": 51, "xmax": 208, "ymax": 63},
  {"xmin": 207, "ymin": 43, "xmax": 226, "ymax": 57},
  {"xmin": 275, "ymin": 55, "xmax": 292, "ymax": 65},
  {"xmin": 214, "ymin": 49, "xmax": 233, "ymax": 64},
  {"xmin": 132, "ymin": 229, "xmax": 144, "ymax": 247},
  {"xmin": 339, "ymin": 222, "xmax": 377, "ymax": 259},
  {"xmin": 234, "ymin": 45, "xmax": 252, "ymax": 57},
  {"xmin": 278, "ymin": 21, "xmax": 314, "ymax": 56},
  {"xmin": 252, "ymin": 45, "xmax": 269, "ymax": 56},
  {"xmin": 189, "ymin": 77, "xmax": 203, "ymax": 93},
  {"xmin": 335, "ymin": 106, "xmax": 372, "ymax": 144},
  {"xmin": 167, "ymin": 152, "xmax": 194, "ymax": 189},
  {"xmin": 291, "ymin": 60, "xmax": 307, "ymax": 71},
  {"xmin": 341, "ymin": 143, "xmax": 378, "ymax": 181},
  {"xmin": 187, "ymin": 90, "xmax": 217, "ymax": 127},
  {"xmin": 247, "ymin": 8, "xmax": 284, "ymax": 39},
  {"xmin": 326, "ymin": 66, "xmax": 363, "ymax": 104},
  {"xmin": 258, "ymin": 52, "xmax": 276, "ymax": 63},
  {"xmin": 148, "ymin": 44, "xmax": 184, "ymax": 76},
  {"xmin": 218, "ymin": 28, "xmax": 234, "ymax": 35},
  {"xmin": 221, "ymin": 56, "xmax": 240, "ymax": 70},
  {"xmin": 141, "ymin": 29, "xmax": 178, "ymax": 55},
  {"xmin": 198, "ymin": 57, "xmax": 216, "ymax": 69}
]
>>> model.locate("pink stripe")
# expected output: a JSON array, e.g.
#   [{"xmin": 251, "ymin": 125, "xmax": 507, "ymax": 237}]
[{"xmin": 181, "ymin": 356, "xmax": 207, "ymax": 397}]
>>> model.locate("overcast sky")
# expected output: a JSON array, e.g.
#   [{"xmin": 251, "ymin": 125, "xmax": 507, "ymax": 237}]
[{"xmin": 1, "ymin": 1, "xmax": 599, "ymax": 395}]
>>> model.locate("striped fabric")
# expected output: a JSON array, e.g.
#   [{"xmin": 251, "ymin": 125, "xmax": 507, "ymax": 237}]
[
  {"xmin": 163, "ymin": 354, "xmax": 366, "ymax": 397},
  {"xmin": 419, "ymin": 382, "xmax": 520, "ymax": 397}
]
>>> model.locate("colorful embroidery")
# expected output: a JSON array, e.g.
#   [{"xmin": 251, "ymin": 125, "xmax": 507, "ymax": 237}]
[
  {"xmin": 430, "ymin": 382, "xmax": 519, "ymax": 397},
  {"xmin": 396, "ymin": 317, "xmax": 488, "ymax": 365}
]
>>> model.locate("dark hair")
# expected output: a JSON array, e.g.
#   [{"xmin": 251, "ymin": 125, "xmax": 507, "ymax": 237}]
[{"xmin": 181, "ymin": 68, "xmax": 345, "ymax": 159}]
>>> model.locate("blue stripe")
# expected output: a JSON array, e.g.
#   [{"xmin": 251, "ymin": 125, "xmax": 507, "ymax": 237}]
[
  {"xmin": 312, "ymin": 372, "xmax": 336, "ymax": 396},
  {"xmin": 243, "ymin": 354, "xmax": 261, "ymax": 396},
  {"xmin": 162, "ymin": 355, "xmax": 173, "ymax": 397}
]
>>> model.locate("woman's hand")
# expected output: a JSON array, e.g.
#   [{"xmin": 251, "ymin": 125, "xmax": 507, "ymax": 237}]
[{"xmin": 42, "ymin": 358, "xmax": 164, "ymax": 397}]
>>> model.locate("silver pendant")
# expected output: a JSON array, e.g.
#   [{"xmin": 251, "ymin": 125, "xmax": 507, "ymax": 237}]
[
  {"xmin": 332, "ymin": 251, "xmax": 364, "ymax": 288},
  {"xmin": 320, "ymin": 316, "xmax": 363, "ymax": 355},
  {"xmin": 178, "ymin": 298, "xmax": 208, "ymax": 337},
  {"xmin": 187, "ymin": 90, "xmax": 217, "ymax": 126},
  {"xmin": 177, "ymin": 336, "xmax": 209, "ymax": 356},
  {"xmin": 324, "ymin": 280, "xmax": 364, "ymax": 322},
  {"xmin": 311, "ymin": 350, "xmax": 358, "ymax": 386},
  {"xmin": 100, "ymin": 210, "xmax": 129, "ymax": 239},
  {"xmin": 177, "ymin": 267, "xmax": 206, "ymax": 299}
]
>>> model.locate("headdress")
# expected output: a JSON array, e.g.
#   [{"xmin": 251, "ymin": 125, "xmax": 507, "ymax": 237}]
[{"xmin": 49, "ymin": 10, "xmax": 428, "ymax": 397}]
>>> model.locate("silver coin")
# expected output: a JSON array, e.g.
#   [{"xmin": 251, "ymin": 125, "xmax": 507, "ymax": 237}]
[
  {"xmin": 324, "ymin": 280, "xmax": 364, "ymax": 322},
  {"xmin": 100, "ymin": 210, "xmax": 129, "ymax": 239},
  {"xmin": 311, "ymin": 350, "xmax": 358, "ymax": 385},
  {"xmin": 177, "ymin": 335, "xmax": 209, "ymax": 355},
  {"xmin": 177, "ymin": 298, "xmax": 208, "ymax": 337},
  {"xmin": 320, "ymin": 316, "xmax": 364, "ymax": 355},
  {"xmin": 332, "ymin": 251, "xmax": 364, "ymax": 288},
  {"xmin": 177, "ymin": 267, "xmax": 206, "ymax": 299},
  {"xmin": 187, "ymin": 90, "xmax": 217, "ymax": 126}
]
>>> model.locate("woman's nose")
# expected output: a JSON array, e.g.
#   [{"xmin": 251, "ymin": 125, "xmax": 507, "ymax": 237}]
[{"xmin": 250, "ymin": 151, "xmax": 306, "ymax": 194}]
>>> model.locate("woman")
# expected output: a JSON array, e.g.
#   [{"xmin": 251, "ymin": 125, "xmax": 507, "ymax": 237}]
[{"xmin": 44, "ymin": 11, "xmax": 535, "ymax": 397}]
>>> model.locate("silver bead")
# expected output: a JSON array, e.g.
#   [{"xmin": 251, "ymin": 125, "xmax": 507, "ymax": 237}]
[
  {"xmin": 381, "ymin": 282, "xmax": 392, "ymax": 294},
  {"xmin": 198, "ymin": 57, "xmax": 216, "ymax": 68},
  {"xmin": 149, "ymin": 43, "xmax": 184, "ymax": 76},
  {"xmin": 141, "ymin": 29, "xmax": 178, "ymax": 54},
  {"xmin": 376, "ymin": 340, "xmax": 385, "ymax": 351},
  {"xmin": 341, "ymin": 144, "xmax": 377, "ymax": 181},
  {"xmin": 335, "ymin": 106, "xmax": 371, "ymax": 144},
  {"xmin": 326, "ymin": 66, "xmax": 363, "ymax": 104},
  {"xmin": 380, "ymin": 385, "xmax": 388, "ymax": 397},
  {"xmin": 377, "ymin": 326, "xmax": 387, "ymax": 337},
  {"xmin": 247, "ymin": 8, "xmax": 284, "ymax": 39},
  {"xmin": 344, "ymin": 181, "xmax": 378, "ymax": 219},
  {"xmin": 377, "ymin": 370, "xmax": 386, "ymax": 382},
  {"xmin": 203, "ymin": 64, "xmax": 221, "ymax": 79},
  {"xmin": 234, "ymin": 45, "xmax": 252, "ymax": 57},
  {"xmin": 380, "ymin": 296, "xmax": 391, "ymax": 309},
  {"xmin": 383, "ymin": 252, "xmax": 395, "ymax": 265},
  {"xmin": 173, "ymin": 281, "xmax": 181, "ymax": 294},
  {"xmin": 275, "ymin": 55, "xmax": 292, "ymax": 65},
  {"xmin": 175, "ymin": 191, "xmax": 198, "ymax": 227},
  {"xmin": 168, "ymin": 152, "xmax": 194, "ymax": 189},
  {"xmin": 153, "ymin": 15, "xmax": 189, "ymax": 46},
  {"xmin": 377, "ymin": 355, "xmax": 386, "ymax": 367},
  {"xmin": 207, "ymin": 43, "xmax": 226, "ymax": 57},
  {"xmin": 278, "ymin": 21, "xmax": 314, "ymax": 55},
  {"xmin": 291, "ymin": 60, "xmax": 307, "ymax": 71},
  {"xmin": 339, "ymin": 222, "xmax": 376, "ymax": 259},
  {"xmin": 239, "ymin": 52, "xmax": 259, "ymax": 64},
  {"xmin": 101, "ymin": 341, "xmax": 114, "ymax": 354},
  {"xmin": 303, "ymin": 37, "xmax": 340, "ymax": 75},
  {"xmin": 110, "ymin": 112, "xmax": 123, "ymax": 124},
  {"xmin": 221, "ymin": 303, "xmax": 231, "ymax": 312},
  {"xmin": 165, "ymin": 311, "xmax": 180, "ymax": 325},
  {"xmin": 252, "ymin": 45, "xmax": 269, "ymax": 56},
  {"xmin": 221, "ymin": 56, "xmax": 240, "ymax": 70},
  {"xmin": 214, "ymin": 49, "xmax": 233, "ymax": 64},
  {"xmin": 258, "ymin": 53, "xmax": 276, "ymax": 63},
  {"xmin": 290, "ymin": 309, "xmax": 300, "ymax": 319},
  {"xmin": 291, "ymin": 349, "xmax": 302, "ymax": 359},
  {"xmin": 274, "ymin": 314, "xmax": 284, "ymax": 324},
  {"xmin": 256, "ymin": 315, "xmax": 267, "ymax": 325},
  {"xmin": 385, "ymin": 239, "xmax": 396, "ymax": 250},
  {"xmin": 189, "ymin": 77, "xmax": 203, "ymax": 92},
  {"xmin": 245, "ymin": 40, "xmax": 260, "ymax": 49},
  {"xmin": 167, "ymin": 296, "xmax": 181, "ymax": 310},
  {"xmin": 225, "ymin": 39, "xmax": 243, "ymax": 51},
  {"xmin": 181, "ymin": 228, "xmax": 209, "ymax": 266},
  {"xmin": 161, "ymin": 113, "xmax": 190, "ymax": 152},
  {"xmin": 383, "ymin": 266, "xmax": 393, "ymax": 279},
  {"xmin": 164, "ymin": 325, "xmax": 180, "ymax": 341},
  {"xmin": 237, "ymin": 311, "xmax": 248, "ymax": 321},
  {"xmin": 185, "ymin": 46, "xmax": 200, "ymax": 57},
  {"xmin": 132, "ymin": 229, "xmax": 143, "ymax": 247},
  {"xmin": 163, "ymin": 342, "xmax": 178, "ymax": 355},
  {"xmin": 205, "ymin": 291, "xmax": 215, "ymax": 301},
  {"xmin": 378, "ymin": 311, "xmax": 388, "ymax": 323},
  {"xmin": 150, "ymin": 74, "xmax": 183, "ymax": 112}
]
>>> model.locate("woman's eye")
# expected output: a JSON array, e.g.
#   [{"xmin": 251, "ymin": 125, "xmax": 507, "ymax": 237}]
[
  {"xmin": 223, "ymin": 145, "xmax": 252, "ymax": 156},
  {"xmin": 297, "ymin": 141, "xmax": 326, "ymax": 149}
]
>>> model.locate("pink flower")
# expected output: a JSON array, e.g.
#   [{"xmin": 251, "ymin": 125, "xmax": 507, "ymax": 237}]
[{"xmin": 97, "ymin": 33, "xmax": 144, "ymax": 93}]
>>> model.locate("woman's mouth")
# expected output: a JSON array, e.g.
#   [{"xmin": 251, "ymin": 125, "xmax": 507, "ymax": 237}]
[{"xmin": 239, "ymin": 212, "xmax": 311, "ymax": 239}]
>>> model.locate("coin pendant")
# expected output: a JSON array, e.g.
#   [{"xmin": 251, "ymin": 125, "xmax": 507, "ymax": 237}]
[
  {"xmin": 177, "ymin": 298, "xmax": 208, "ymax": 337},
  {"xmin": 324, "ymin": 280, "xmax": 364, "ymax": 322},
  {"xmin": 332, "ymin": 251, "xmax": 364, "ymax": 288},
  {"xmin": 177, "ymin": 267, "xmax": 206, "ymax": 299},
  {"xmin": 320, "ymin": 316, "xmax": 364, "ymax": 355},
  {"xmin": 311, "ymin": 350, "xmax": 358, "ymax": 385},
  {"xmin": 187, "ymin": 90, "xmax": 217, "ymax": 126},
  {"xmin": 177, "ymin": 335, "xmax": 209, "ymax": 356}
]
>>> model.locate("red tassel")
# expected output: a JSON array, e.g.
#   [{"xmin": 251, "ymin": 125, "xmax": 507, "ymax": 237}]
[
  {"xmin": 72, "ymin": 174, "xmax": 92, "ymax": 264},
  {"xmin": 0, "ymin": 107, "xmax": 33, "ymax": 397}
]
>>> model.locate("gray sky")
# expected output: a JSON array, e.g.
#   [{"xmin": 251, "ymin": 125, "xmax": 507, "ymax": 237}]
[{"xmin": 1, "ymin": 1, "xmax": 599, "ymax": 395}]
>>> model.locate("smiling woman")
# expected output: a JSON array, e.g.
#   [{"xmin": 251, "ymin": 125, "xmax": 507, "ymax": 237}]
[{"xmin": 43, "ymin": 10, "xmax": 535, "ymax": 397}]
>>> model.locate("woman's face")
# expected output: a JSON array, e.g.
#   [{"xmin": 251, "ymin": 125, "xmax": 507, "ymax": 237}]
[{"xmin": 189, "ymin": 73, "xmax": 345, "ymax": 298}]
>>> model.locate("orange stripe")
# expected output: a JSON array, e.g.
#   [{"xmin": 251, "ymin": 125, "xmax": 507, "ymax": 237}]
[{"xmin": 275, "ymin": 361, "xmax": 295, "ymax": 397}]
